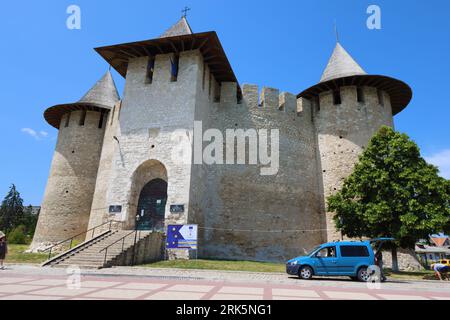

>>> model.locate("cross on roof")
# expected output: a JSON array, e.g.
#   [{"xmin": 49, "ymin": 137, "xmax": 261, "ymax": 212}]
[{"xmin": 181, "ymin": 6, "xmax": 191, "ymax": 18}]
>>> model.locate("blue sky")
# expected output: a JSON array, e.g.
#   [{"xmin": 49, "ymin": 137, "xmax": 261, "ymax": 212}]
[{"xmin": 0, "ymin": 0, "xmax": 449, "ymax": 205}]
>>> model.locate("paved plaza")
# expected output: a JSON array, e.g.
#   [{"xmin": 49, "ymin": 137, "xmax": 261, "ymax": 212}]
[{"xmin": 0, "ymin": 265, "xmax": 449, "ymax": 300}]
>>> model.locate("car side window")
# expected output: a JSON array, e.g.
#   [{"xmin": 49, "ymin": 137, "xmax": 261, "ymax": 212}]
[
  {"xmin": 316, "ymin": 246, "xmax": 336, "ymax": 258},
  {"xmin": 340, "ymin": 245, "xmax": 369, "ymax": 257}
]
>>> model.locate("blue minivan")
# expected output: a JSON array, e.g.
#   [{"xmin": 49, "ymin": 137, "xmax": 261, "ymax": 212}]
[{"xmin": 286, "ymin": 238, "xmax": 393, "ymax": 282}]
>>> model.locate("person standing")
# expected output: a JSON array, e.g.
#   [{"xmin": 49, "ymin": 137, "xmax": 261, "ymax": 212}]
[
  {"xmin": 375, "ymin": 250, "xmax": 387, "ymax": 282},
  {"xmin": 0, "ymin": 232, "xmax": 7, "ymax": 270}
]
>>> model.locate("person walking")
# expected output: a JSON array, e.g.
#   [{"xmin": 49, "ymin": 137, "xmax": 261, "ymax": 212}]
[{"xmin": 0, "ymin": 232, "xmax": 7, "ymax": 270}]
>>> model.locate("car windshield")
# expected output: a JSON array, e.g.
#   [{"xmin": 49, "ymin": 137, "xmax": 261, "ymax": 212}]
[{"xmin": 306, "ymin": 246, "xmax": 320, "ymax": 256}]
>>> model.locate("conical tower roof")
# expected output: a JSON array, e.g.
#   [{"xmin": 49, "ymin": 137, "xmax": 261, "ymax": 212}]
[
  {"xmin": 78, "ymin": 71, "xmax": 120, "ymax": 106},
  {"xmin": 320, "ymin": 43, "xmax": 367, "ymax": 82},
  {"xmin": 44, "ymin": 71, "xmax": 120, "ymax": 129},
  {"xmin": 160, "ymin": 17, "xmax": 193, "ymax": 38},
  {"xmin": 298, "ymin": 42, "xmax": 412, "ymax": 115}
]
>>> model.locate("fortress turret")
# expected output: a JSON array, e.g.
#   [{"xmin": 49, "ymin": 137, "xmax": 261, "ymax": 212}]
[
  {"xmin": 298, "ymin": 42, "xmax": 412, "ymax": 241},
  {"xmin": 31, "ymin": 71, "xmax": 120, "ymax": 249}
]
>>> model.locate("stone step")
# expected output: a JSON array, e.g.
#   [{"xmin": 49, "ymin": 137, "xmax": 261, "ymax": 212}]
[{"xmin": 48, "ymin": 230, "xmax": 155, "ymax": 269}]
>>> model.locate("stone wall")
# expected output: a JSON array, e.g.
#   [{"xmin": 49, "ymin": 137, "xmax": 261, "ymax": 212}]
[
  {"xmin": 110, "ymin": 232, "xmax": 166, "ymax": 266},
  {"xmin": 313, "ymin": 86, "xmax": 394, "ymax": 242},
  {"xmin": 382, "ymin": 249, "xmax": 424, "ymax": 271},
  {"xmin": 31, "ymin": 110, "xmax": 106, "ymax": 249},
  {"xmin": 189, "ymin": 81, "xmax": 325, "ymax": 262}
]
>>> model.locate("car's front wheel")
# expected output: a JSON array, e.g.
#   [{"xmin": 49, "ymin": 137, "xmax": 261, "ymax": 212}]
[
  {"xmin": 357, "ymin": 267, "xmax": 370, "ymax": 282},
  {"xmin": 299, "ymin": 266, "xmax": 313, "ymax": 280}
]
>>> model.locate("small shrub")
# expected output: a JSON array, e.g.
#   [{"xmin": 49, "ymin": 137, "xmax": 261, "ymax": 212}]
[{"xmin": 7, "ymin": 225, "xmax": 28, "ymax": 244}]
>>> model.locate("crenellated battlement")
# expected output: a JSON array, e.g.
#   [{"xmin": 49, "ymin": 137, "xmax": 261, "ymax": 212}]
[{"xmin": 237, "ymin": 84, "xmax": 314, "ymax": 120}]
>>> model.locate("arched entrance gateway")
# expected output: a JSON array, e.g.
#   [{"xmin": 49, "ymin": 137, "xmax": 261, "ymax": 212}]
[
  {"xmin": 136, "ymin": 178, "xmax": 167, "ymax": 231},
  {"xmin": 128, "ymin": 160, "xmax": 168, "ymax": 231}
]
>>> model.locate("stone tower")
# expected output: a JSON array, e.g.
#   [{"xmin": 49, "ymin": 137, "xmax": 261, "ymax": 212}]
[
  {"xmin": 31, "ymin": 71, "xmax": 120, "ymax": 249},
  {"xmin": 89, "ymin": 17, "xmax": 241, "ymax": 240},
  {"xmin": 299, "ymin": 42, "xmax": 412, "ymax": 241}
]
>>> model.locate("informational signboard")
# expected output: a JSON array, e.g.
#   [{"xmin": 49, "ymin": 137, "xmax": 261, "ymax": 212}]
[
  {"xmin": 170, "ymin": 204, "xmax": 185, "ymax": 213},
  {"xmin": 109, "ymin": 205, "xmax": 122, "ymax": 213},
  {"xmin": 166, "ymin": 225, "xmax": 198, "ymax": 250}
]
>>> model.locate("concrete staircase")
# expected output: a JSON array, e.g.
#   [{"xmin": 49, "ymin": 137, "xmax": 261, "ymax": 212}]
[{"xmin": 43, "ymin": 230, "xmax": 155, "ymax": 269}]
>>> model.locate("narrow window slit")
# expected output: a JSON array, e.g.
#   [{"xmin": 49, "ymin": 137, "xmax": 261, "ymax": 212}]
[
  {"xmin": 64, "ymin": 113, "xmax": 71, "ymax": 128},
  {"xmin": 170, "ymin": 54, "xmax": 179, "ymax": 82},
  {"xmin": 333, "ymin": 89, "xmax": 342, "ymax": 105},
  {"xmin": 377, "ymin": 89, "xmax": 384, "ymax": 106},
  {"xmin": 202, "ymin": 62, "xmax": 206, "ymax": 90},
  {"xmin": 79, "ymin": 110, "xmax": 87, "ymax": 126},
  {"xmin": 146, "ymin": 57, "xmax": 155, "ymax": 84},
  {"xmin": 98, "ymin": 111, "xmax": 105, "ymax": 129},
  {"xmin": 357, "ymin": 87, "xmax": 365, "ymax": 103},
  {"xmin": 214, "ymin": 82, "xmax": 221, "ymax": 102}
]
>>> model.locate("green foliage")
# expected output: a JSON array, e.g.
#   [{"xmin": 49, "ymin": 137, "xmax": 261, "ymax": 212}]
[
  {"xmin": 0, "ymin": 184, "xmax": 24, "ymax": 233},
  {"xmin": 0, "ymin": 185, "xmax": 39, "ymax": 238},
  {"xmin": 7, "ymin": 225, "xmax": 28, "ymax": 244},
  {"xmin": 328, "ymin": 126, "xmax": 450, "ymax": 249}
]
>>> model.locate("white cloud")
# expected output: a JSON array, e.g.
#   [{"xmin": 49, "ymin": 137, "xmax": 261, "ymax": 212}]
[
  {"xmin": 21, "ymin": 128, "xmax": 50, "ymax": 140},
  {"xmin": 425, "ymin": 149, "xmax": 450, "ymax": 179}
]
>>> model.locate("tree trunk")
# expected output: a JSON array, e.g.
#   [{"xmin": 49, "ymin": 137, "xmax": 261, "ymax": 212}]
[{"xmin": 391, "ymin": 246, "xmax": 399, "ymax": 272}]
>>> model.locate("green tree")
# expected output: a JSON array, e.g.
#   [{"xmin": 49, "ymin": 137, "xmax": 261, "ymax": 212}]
[
  {"xmin": 328, "ymin": 127, "xmax": 450, "ymax": 271},
  {"xmin": 22, "ymin": 205, "xmax": 39, "ymax": 236},
  {"xmin": 0, "ymin": 184, "xmax": 24, "ymax": 233}
]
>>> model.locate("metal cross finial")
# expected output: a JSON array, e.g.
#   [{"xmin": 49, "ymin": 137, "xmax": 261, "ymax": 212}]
[{"xmin": 181, "ymin": 6, "xmax": 191, "ymax": 18}]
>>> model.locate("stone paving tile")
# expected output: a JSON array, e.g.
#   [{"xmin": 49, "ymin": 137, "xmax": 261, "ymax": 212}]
[
  {"xmin": 431, "ymin": 296, "xmax": 450, "ymax": 300},
  {"xmin": 0, "ymin": 294, "xmax": 64, "ymax": 300},
  {"xmin": 0, "ymin": 277, "xmax": 32, "ymax": 284},
  {"xmin": 0, "ymin": 284, "xmax": 44, "ymax": 294},
  {"xmin": 272, "ymin": 296, "xmax": 322, "ymax": 300},
  {"xmin": 166, "ymin": 284, "xmax": 215, "ymax": 293},
  {"xmin": 272, "ymin": 288, "xmax": 320, "ymax": 298},
  {"xmin": 114, "ymin": 282, "xmax": 168, "ymax": 290},
  {"xmin": 85, "ymin": 288, "xmax": 147, "ymax": 299},
  {"xmin": 78, "ymin": 280, "xmax": 122, "ymax": 288},
  {"xmin": 376, "ymin": 294, "xmax": 429, "ymax": 300},
  {"xmin": 145, "ymin": 291, "xmax": 206, "ymax": 300},
  {"xmin": 23, "ymin": 279, "xmax": 68, "ymax": 286},
  {"xmin": 324, "ymin": 291, "xmax": 378, "ymax": 300},
  {"xmin": 219, "ymin": 286, "xmax": 264, "ymax": 295},
  {"xmin": 29, "ymin": 287, "xmax": 98, "ymax": 297},
  {"xmin": 210, "ymin": 293, "xmax": 263, "ymax": 300}
]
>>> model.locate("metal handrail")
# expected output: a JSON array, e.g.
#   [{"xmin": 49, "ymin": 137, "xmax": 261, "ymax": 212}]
[
  {"xmin": 43, "ymin": 220, "xmax": 122, "ymax": 260},
  {"xmin": 99, "ymin": 229, "xmax": 142, "ymax": 267}
]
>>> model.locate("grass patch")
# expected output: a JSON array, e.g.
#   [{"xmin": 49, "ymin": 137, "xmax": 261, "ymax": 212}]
[
  {"xmin": 384, "ymin": 268, "xmax": 436, "ymax": 281},
  {"xmin": 5, "ymin": 244, "xmax": 48, "ymax": 264},
  {"xmin": 139, "ymin": 259, "xmax": 285, "ymax": 273}
]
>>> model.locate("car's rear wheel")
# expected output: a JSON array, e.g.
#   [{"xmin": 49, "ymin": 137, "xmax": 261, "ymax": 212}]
[
  {"xmin": 357, "ymin": 267, "xmax": 370, "ymax": 282},
  {"xmin": 299, "ymin": 266, "xmax": 313, "ymax": 280}
]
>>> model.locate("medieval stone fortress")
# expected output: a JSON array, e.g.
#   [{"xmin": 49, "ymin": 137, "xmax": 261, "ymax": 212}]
[{"xmin": 31, "ymin": 17, "xmax": 412, "ymax": 263}]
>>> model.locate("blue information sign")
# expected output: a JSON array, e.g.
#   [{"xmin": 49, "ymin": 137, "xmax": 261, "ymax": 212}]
[{"xmin": 166, "ymin": 225, "xmax": 198, "ymax": 250}]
